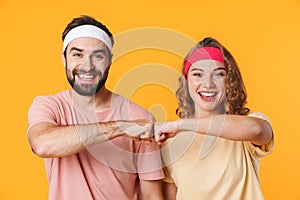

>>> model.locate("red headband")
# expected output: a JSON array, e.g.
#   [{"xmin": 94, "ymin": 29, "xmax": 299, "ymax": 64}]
[{"xmin": 183, "ymin": 47, "xmax": 224, "ymax": 77}]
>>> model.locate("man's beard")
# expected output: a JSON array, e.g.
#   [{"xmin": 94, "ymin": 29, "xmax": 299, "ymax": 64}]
[{"xmin": 66, "ymin": 67, "xmax": 109, "ymax": 96}]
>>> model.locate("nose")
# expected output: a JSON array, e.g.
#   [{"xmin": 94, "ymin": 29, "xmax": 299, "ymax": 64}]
[
  {"xmin": 81, "ymin": 56, "xmax": 95, "ymax": 71},
  {"xmin": 202, "ymin": 75, "xmax": 215, "ymax": 89}
]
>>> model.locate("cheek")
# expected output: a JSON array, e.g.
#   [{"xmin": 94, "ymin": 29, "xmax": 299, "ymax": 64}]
[
  {"xmin": 67, "ymin": 60, "xmax": 77, "ymax": 68},
  {"xmin": 98, "ymin": 59, "xmax": 110, "ymax": 70},
  {"xmin": 187, "ymin": 82, "xmax": 198, "ymax": 101},
  {"xmin": 66, "ymin": 67, "xmax": 73, "ymax": 75},
  {"xmin": 217, "ymin": 79, "xmax": 226, "ymax": 91},
  {"xmin": 188, "ymin": 78, "xmax": 200, "ymax": 91},
  {"xmin": 213, "ymin": 76, "xmax": 225, "ymax": 87},
  {"xmin": 66, "ymin": 56, "xmax": 81, "ymax": 67},
  {"xmin": 65, "ymin": 65, "xmax": 74, "ymax": 75}
]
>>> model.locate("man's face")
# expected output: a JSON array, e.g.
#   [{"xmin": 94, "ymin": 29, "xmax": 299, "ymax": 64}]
[{"xmin": 64, "ymin": 37, "xmax": 111, "ymax": 96}]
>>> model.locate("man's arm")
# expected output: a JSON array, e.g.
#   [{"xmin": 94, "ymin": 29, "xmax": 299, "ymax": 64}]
[
  {"xmin": 162, "ymin": 182, "xmax": 177, "ymax": 200},
  {"xmin": 28, "ymin": 120, "xmax": 153, "ymax": 158},
  {"xmin": 140, "ymin": 179, "xmax": 164, "ymax": 200}
]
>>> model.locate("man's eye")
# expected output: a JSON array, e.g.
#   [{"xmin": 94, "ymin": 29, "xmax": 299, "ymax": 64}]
[
  {"xmin": 73, "ymin": 53, "xmax": 82, "ymax": 58},
  {"xmin": 93, "ymin": 54, "xmax": 103, "ymax": 60}
]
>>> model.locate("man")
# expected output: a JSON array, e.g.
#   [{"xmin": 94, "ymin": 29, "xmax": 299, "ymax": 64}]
[{"xmin": 27, "ymin": 15, "xmax": 164, "ymax": 200}]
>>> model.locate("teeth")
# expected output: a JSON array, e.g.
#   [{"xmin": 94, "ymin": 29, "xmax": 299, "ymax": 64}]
[
  {"xmin": 200, "ymin": 92, "xmax": 215, "ymax": 97},
  {"xmin": 78, "ymin": 74, "xmax": 94, "ymax": 80}
]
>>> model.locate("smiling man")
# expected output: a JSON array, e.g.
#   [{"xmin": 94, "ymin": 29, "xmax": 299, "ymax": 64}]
[{"xmin": 27, "ymin": 15, "xmax": 164, "ymax": 200}]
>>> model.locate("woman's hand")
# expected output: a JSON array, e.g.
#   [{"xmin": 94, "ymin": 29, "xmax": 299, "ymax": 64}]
[{"xmin": 154, "ymin": 120, "xmax": 180, "ymax": 144}]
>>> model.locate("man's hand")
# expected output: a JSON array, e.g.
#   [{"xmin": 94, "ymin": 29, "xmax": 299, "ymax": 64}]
[{"xmin": 116, "ymin": 120, "xmax": 154, "ymax": 142}]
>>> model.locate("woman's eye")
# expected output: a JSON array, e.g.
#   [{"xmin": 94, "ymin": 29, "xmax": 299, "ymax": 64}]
[
  {"xmin": 193, "ymin": 73, "xmax": 203, "ymax": 77},
  {"xmin": 214, "ymin": 72, "xmax": 226, "ymax": 77}
]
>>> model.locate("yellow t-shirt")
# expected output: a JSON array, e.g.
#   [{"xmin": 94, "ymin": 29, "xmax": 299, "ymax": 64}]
[{"xmin": 161, "ymin": 112, "xmax": 274, "ymax": 200}]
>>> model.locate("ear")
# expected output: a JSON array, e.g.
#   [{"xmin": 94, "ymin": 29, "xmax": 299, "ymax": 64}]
[
  {"xmin": 62, "ymin": 51, "xmax": 66, "ymax": 67},
  {"xmin": 105, "ymin": 65, "xmax": 111, "ymax": 73},
  {"xmin": 109, "ymin": 53, "xmax": 113, "ymax": 66}
]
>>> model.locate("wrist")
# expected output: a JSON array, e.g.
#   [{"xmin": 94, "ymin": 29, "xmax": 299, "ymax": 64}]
[{"xmin": 99, "ymin": 122, "xmax": 123, "ymax": 140}]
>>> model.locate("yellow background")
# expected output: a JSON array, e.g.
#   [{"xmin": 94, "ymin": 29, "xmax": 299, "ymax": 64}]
[{"xmin": 1, "ymin": 0, "xmax": 299, "ymax": 199}]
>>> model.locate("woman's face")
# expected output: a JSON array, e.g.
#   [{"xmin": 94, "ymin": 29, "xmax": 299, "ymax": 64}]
[{"xmin": 187, "ymin": 59, "xmax": 227, "ymax": 117}]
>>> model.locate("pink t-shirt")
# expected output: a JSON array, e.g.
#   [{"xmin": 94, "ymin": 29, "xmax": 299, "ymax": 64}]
[{"xmin": 28, "ymin": 90, "xmax": 164, "ymax": 200}]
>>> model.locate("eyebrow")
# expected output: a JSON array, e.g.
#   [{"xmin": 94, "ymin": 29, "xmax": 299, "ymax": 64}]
[
  {"xmin": 191, "ymin": 67, "xmax": 227, "ymax": 72},
  {"xmin": 69, "ymin": 47, "xmax": 83, "ymax": 52},
  {"xmin": 92, "ymin": 49, "xmax": 107, "ymax": 54},
  {"xmin": 191, "ymin": 68, "xmax": 204, "ymax": 72},
  {"xmin": 69, "ymin": 47, "xmax": 107, "ymax": 55},
  {"xmin": 214, "ymin": 67, "xmax": 227, "ymax": 72}
]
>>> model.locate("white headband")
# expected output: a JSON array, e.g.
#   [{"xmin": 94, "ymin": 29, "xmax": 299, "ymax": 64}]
[{"xmin": 63, "ymin": 24, "xmax": 112, "ymax": 52}]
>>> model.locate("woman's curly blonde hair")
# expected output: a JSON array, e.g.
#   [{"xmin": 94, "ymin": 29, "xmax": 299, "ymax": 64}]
[{"xmin": 176, "ymin": 37, "xmax": 250, "ymax": 118}]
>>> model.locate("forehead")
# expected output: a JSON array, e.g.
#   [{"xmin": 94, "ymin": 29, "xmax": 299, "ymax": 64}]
[
  {"xmin": 191, "ymin": 60, "xmax": 225, "ymax": 71},
  {"xmin": 67, "ymin": 37, "xmax": 108, "ymax": 52}
]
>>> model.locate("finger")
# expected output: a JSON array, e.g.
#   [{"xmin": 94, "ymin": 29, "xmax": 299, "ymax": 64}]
[
  {"xmin": 155, "ymin": 132, "xmax": 166, "ymax": 142},
  {"xmin": 154, "ymin": 132, "xmax": 161, "ymax": 141},
  {"xmin": 141, "ymin": 138, "xmax": 153, "ymax": 144},
  {"xmin": 140, "ymin": 133, "xmax": 149, "ymax": 139},
  {"xmin": 140, "ymin": 126, "xmax": 154, "ymax": 139},
  {"xmin": 127, "ymin": 136, "xmax": 141, "ymax": 141}
]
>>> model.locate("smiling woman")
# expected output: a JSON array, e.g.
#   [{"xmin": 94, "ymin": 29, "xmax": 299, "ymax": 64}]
[{"xmin": 155, "ymin": 37, "xmax": 274, "ymax": 200}]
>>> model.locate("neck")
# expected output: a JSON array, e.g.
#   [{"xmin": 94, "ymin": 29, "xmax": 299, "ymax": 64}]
[
  {"xmin": 194, "ymin": 106, "xmax": 226, "ymax": 118},
  {"xmin": 71, "ymin": 86, "xmax": 112, "ymax": 112},
  {"xmin": 194, "ymin": 108, "xmax": 211, "ymax": 118}
]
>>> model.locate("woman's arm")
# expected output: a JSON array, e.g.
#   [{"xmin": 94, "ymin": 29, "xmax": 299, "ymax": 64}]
[{"xmin": 155, "ymin": 114, "xmax": 273, "ymax": 146}]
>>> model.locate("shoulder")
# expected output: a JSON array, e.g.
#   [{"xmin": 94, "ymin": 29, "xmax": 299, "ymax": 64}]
[
  {"xmin": 111, "ymin": 93, "xmax": 154, "ymax": 121},
  {"xmin": 28, "ymin": 90, "xmax": 71, "ymax": 128},
  {"xmin": 31, "ymin": 90, "xmax": 71, "ymax": 105},
  {"xmin": 29, "ymin": 90, "xmax": 72, "ymax": 114},
  {"xmin": 247, "ymin": 112, "xmax": 272, "ymax": 125},
  {"xmin": 246, "ymin": 112, "xmax": 274, "ymax": 157},
  {"xmin": 111, "ymin": 93, "xmax": 148, "ymax": 111}
]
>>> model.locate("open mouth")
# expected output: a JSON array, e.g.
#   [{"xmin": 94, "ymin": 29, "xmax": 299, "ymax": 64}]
[
  {"xmin": 198, "ymin": 91, "xmax": 217, "ymax": 101},
  {"xmin": 77, "ymin": 74, "xmax": 96, "ymax": 80},
  {"xmin": 73, "ymin": 68, "xmax": 100, "ymax": 82}
]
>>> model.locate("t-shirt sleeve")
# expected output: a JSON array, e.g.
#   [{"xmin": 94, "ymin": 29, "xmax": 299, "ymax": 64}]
[
  {"xmin": 136, "ymin": 141, "xmax": 164, "ymax": 180},
  {"xmin": 246, "ymin": 112, "xmax": 274, "ymax": 158},
  {"xmin": 27, "ymin": 96, "xmax": 57, "ymax": 132},
  {"xmin": 117, "ymin": 96, "xmax": 164, "ymax": 180}
]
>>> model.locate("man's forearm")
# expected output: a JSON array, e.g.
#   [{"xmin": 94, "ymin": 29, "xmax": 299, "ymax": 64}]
[
  {"xmin": 28, "ymin": 119, "xmax": 154, "ymax": 158},
  {"xmin": 28, "ymin": 121, "xmax": 125, "ymax": 158}
]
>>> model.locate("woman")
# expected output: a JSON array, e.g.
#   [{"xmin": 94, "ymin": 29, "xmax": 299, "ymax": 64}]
[{"xmin": 155, "ymin": 37, "xmax": 274, "ymax": 199}]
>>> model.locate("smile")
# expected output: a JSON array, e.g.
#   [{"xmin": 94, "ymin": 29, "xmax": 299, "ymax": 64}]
[
  {"xmin": 198, "ymin": 91, "xmax": 217, "ymax": 102},
  {"xmin": 78, "ymin": 74, "xmax": 95, "ymax": 80},
  {"xmin": 198, "ymin": 91, "xmax": 217, "ymax": 97}
]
